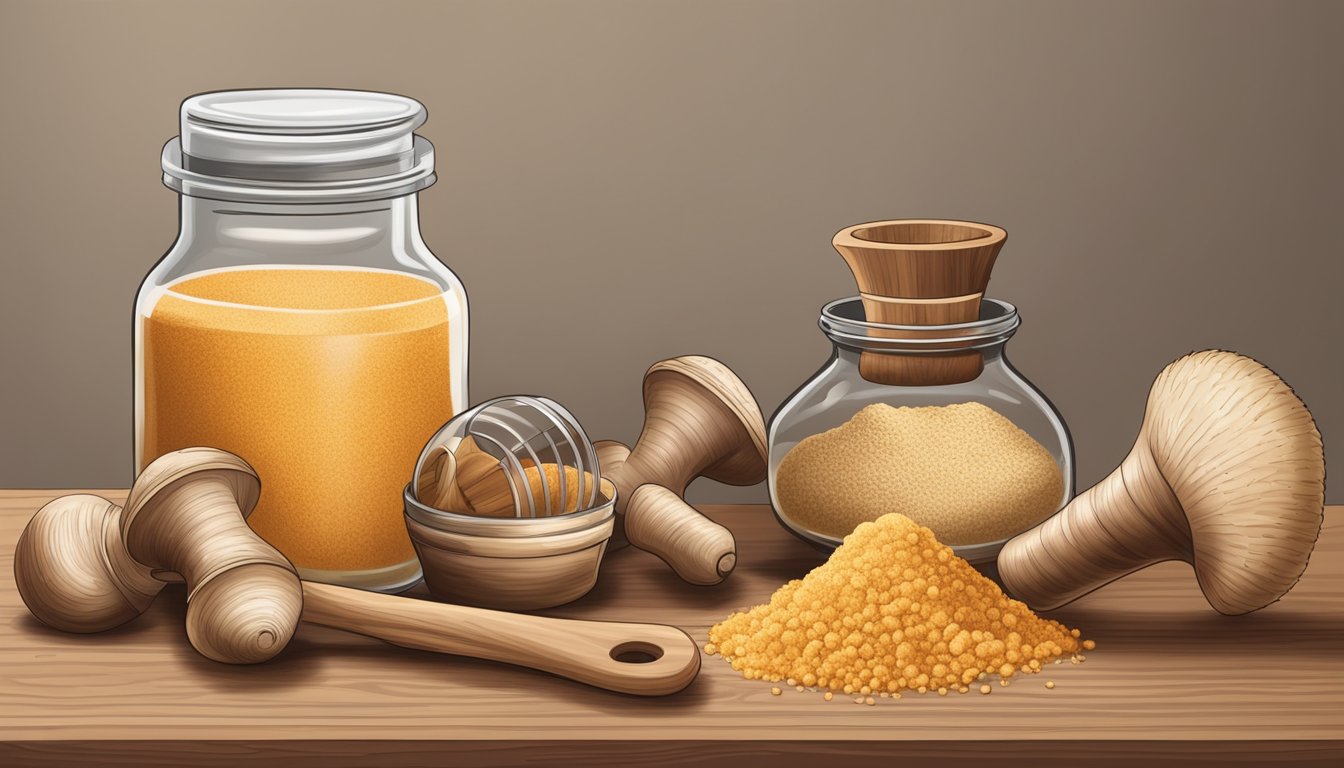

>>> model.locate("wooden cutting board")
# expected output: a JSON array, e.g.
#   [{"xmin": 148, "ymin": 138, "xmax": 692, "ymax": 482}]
[{"xmin": 1, "ymin": 490, "xmax": 1340, "ymax": 767}]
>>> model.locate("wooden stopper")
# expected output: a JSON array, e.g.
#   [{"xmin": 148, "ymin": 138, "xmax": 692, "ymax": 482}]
[
  {"xmin": 625, "ymin": 485, "xmax": 737, "ymax": 585},
  {"xmin": 832, "ymin": 220, "xmax": 1007, "ymax": 386}
]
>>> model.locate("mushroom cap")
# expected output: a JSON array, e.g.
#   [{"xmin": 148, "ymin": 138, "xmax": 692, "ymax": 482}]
[
  {"xmin": 643, "ymin": 356, "xmax": 767, "ymax": 485},
  {"xmin": 121, "ymin": 448, "xmax": 262, "ymax": 568},
  {"xmin": 1145, "ymin": 350, "xmax": 1325, "ymax": 615},
  {"xmin": 123, "ymin": 448, "xmax": 261, "ymax": 526},
  {"xmin": 14, "ymin": 495, "xmax": 162, "ymax": 633}
]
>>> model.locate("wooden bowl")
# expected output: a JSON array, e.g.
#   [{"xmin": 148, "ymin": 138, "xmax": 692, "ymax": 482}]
[{"xmin": 402, "ymin": 481, "xmax": 616, "ymax": 610}]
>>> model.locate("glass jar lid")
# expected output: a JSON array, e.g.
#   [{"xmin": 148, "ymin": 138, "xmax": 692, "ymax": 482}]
[{"xmin": 161, "ymin": 89, "xmax": 436, "ymax": 203}]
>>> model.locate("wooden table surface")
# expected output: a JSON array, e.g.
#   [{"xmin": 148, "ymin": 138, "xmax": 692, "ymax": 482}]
[{"xmin": 1, "ymin": 490, "xmax": 1340, "ymax": 767}]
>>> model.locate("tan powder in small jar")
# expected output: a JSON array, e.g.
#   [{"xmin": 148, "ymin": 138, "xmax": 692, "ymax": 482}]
[{"xmin": 775, "ymin": 402, "xmax": 1063, "ymax": 545}]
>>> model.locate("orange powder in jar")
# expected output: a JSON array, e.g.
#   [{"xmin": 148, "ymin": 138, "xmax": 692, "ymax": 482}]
[{"xmin": 139, "ymin": 267, "xmax": 455, "ymax": 577}]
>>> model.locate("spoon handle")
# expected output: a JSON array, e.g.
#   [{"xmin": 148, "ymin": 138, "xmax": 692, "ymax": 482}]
[{"xmin": 299, "ymin": 581, "xmax": 700, "ymax": 696}]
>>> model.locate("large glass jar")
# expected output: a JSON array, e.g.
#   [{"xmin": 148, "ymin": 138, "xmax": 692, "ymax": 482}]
[
  {"xmin": 135, "ymin": 90, "xmax": 468, "ymax": 592},
  {"xmin": 768, "ymin": 297, "xmax": 1072, "ymax": 563}
]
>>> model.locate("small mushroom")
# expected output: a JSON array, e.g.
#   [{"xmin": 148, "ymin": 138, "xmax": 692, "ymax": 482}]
[
  {"xmin": 14, "ymin": 448, "xmax": 303, "ymax": 663},
  {"xmin": 602, "ymin": 356, "xmax": 769, "ymax": 585},
  {"xmin": 120, "ymin": 447, "xmax": 303, "ymax": 662},
  {"xmin": 998, "ymin": 350, "xmax": 1325, "ymax": 615}
]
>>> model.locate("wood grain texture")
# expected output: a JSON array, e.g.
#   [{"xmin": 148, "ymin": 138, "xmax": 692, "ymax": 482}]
[
  {"xmin": 2, "ymin": 739, "xmax": 1339, "ymax": 767},
  {"xmin": 2, "ymin": 490, "xmax": 1341, "ymax": 765},
  {"xmin": 833, "ymin": 220, "xmax": 1006, "ymax": 303},
  {"xmin": 403, "ymin": 475, "xmax": 618, "ymax": 610},
  {"xmin": 405, "ymin": 512, "xmax": 612, "ymax": 610}
]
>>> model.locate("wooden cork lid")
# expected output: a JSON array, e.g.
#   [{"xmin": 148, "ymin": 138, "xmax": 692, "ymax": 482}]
[{"xmin": 832, "ymin": 220, "xmax": 1007, "ymax": 386}]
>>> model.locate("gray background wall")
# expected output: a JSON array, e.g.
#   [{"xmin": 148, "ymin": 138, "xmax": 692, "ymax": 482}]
[{"xmin": 1, "ymin": 0, "xmax": 1339, "ymax": 503}]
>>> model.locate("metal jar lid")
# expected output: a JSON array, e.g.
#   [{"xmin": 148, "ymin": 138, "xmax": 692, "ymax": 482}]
[{"xmin": 161, "ymin": 89, "xmax": 436, "ymax": 203}]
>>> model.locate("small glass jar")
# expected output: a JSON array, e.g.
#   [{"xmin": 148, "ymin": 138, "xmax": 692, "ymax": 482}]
[
  {"xmin": 135, "ymin": 90, "xmax": 468, "ymax": 592},
  {"xmin": 767, "ymin": 297, "xmax": 1073, "ymax": 563}
]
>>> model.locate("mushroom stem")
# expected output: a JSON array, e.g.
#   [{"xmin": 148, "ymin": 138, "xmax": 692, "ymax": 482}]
[
  {"xmin": 997, "ymin": 440, "xmax": 1188, "ymax": 609},
  {"xmin": 625, "ymin": 484, "xmax": 737, "ymax": 586},
  {"xmin": 593, "ymin": 440, "xmax": 631, "ymax": 479}
]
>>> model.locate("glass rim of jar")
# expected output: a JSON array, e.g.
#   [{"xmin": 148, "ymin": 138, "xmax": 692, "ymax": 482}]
[
  {"xmin": 818, "ymin": 296, "xmax": 1020, "ymax": 353},
  {"xmin": 161, "ymin": 135, "xmax": 437, "ymax": 204}
]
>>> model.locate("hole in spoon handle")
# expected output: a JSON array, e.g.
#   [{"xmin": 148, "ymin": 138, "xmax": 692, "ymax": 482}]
[{"xmin": 610, "ymin": 641, "xmax": 666, "ymax": 664}]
